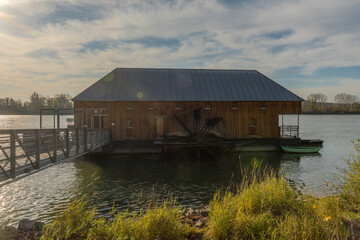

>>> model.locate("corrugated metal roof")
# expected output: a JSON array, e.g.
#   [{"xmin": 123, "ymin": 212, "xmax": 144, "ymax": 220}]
[{"xmin": 73, "ymin": 68, "xmax": 304, "ymax": 102}]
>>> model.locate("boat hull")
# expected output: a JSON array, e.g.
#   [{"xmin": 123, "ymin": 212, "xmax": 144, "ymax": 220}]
[{"xmin": 281, "ymin": 145, "xmax": 322, "ymax": 153}]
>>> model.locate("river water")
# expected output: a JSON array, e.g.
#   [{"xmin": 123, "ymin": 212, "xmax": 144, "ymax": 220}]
[{"xmin": 0, "ymin": 114, "xmax": 359, "ymax": 225}]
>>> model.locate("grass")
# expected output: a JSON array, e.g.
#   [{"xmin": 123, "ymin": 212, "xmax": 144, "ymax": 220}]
[
  {"xmin": 39, "ymin": 139, "xmax": 360, "ymax": 240},
  {"xmin": 41, "ymin": 201, "xmax": 198, "ymax": 240}
]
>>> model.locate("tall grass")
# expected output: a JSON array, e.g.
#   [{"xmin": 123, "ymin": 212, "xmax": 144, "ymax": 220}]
[
  {"xmin": 207, "ymin": 170, "xmax": 356, "ymax": 239},
  {"xmin": 41, "ymin": 201, "xmax": 197, "ymax": 240}
]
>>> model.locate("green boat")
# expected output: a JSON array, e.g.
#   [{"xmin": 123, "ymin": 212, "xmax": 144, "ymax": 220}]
[{"xmin": 281, "ymin": 145, "xmax": 322, "ymax": 153}]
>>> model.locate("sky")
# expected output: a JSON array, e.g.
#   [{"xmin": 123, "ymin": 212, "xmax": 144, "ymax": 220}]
[{"xmin": 0, "ymin": 0, "xmax": 359, "ymax": 101}]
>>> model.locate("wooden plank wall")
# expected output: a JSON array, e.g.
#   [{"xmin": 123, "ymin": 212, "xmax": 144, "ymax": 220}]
[{"xmin": 74, "ymin": 101, "xmax": 301, "ymax": 141}]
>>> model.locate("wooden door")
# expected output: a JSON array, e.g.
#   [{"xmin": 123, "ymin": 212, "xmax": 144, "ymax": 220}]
[{"xmin": 156, "ymin": 118, "xmax": 164, "ymax": 139}]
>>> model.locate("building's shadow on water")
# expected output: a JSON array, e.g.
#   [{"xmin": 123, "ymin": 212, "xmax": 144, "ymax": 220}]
[{"xmin": 70, "ymin": 151, "xmax": 300, "ymax": 214}]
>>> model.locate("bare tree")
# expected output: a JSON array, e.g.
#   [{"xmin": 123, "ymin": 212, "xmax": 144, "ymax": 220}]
[
  {"xmin": 334, "ymin": 93, "xmax": 359, "ymax": 104},
  {"xmin": 307, "ymin": 93, "xmax": 328, "ymax": 112},
  {"xmin": 334, "ymin": 93, "xmax": 359, "ymax": 111}
]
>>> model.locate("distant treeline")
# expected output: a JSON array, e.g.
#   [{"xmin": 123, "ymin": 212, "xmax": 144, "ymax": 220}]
[
  {"xmin": 0, "ymin": 92, "xmax": 73, "ymax": 115},
  {"xmin": 302, "ymin": 92, "xmax": 360, "ymax": 113}
]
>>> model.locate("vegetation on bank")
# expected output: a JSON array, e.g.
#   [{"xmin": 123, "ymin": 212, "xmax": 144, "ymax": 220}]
[
  {"xmin": 2, "ymin": 139, "xmax": 360, "ymax": 239},
  {"xmin": 303, "ymin": 92, "xmax": 360, "ymax": 113},
  {"xmin": 0, "ymin": 92, "xmax": 73, "ymax": 115}
]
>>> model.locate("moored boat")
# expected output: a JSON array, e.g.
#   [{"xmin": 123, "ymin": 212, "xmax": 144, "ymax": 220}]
[{"xmin": 281, "ymin": 145, "xmax": 322, "ymax": 153}]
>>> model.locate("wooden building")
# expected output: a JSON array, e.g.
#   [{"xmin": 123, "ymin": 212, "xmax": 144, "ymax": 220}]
[{"xmin": 73, "ymin": 68, "xmax": 303, "ymax": 142}]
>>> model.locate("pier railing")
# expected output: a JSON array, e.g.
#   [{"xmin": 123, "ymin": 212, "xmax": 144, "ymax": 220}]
[
  {"xmin": 280, "ymin": 125, "xmax": 299, "ymax": 138},
  {"xmin": 0, "ymin": 128, "xmax": 110, "ymax": 182}
]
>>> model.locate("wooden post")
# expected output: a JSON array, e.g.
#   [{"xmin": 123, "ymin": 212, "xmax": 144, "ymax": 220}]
[
  {"xmin": 35, "ymin": 130, "xmax": 40, "ymax": 169},
  {"xmin": 297, "ymin": 114, "xmax": 300, "ymax": 137},
  {"xmin": 90, "ymin": 130, "xmax": 93, "ymax": 150},
  {"xmin": 65, "ymin": 129, "xmax": 70, "ymax": 158},
  {"xmin": 53, "ymin": 129, "xmax": 57, "ymax": 162},
  {"xmin": 40, "ymin": 109, "xmax": 43, "ymax": 129},
  {"xmin": 83, "ymin": 129, "xmax": 88, "ymax": 152},
  {"xmin": 10, "ymin": 131, "xmax": 16, "ymax": 179},
  {"xmin": 76, "ymin": 129, "xmax": 79, "ymax": 155},
  {"xmin": 53, "ymin": 110, "xmax": 56, "ymax": 129},
  {"xmin": 99, "ymin": 110, "xmax": 102, "ymax": 151},
  {"xmin": 57, "ymin": 111, "xmax": 60, "ymax": 129},
  {"xmin": 281, "ymin": 114, "xmax": 284, "ymax": 136}
]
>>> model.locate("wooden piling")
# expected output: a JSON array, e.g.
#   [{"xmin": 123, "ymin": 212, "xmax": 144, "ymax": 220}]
[
  {"xmin": 76, "ymin": 129, "xmax": 79, "ymax": 155},
  {"xmin": 83, "ymin": 128, "xmax": 88, "ymax": 152}
]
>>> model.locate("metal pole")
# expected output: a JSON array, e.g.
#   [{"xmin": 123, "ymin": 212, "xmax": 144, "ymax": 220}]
[{"xmin": 10, "ymin": 131, "xmax": 16, "ymax": 178}]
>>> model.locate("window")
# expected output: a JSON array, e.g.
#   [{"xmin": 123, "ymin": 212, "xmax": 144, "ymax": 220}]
[
  {"xmin": 126, "ymin": 120, "xmax": 133, "ymax": 128},
  {"xmin": 232, "ymin": 102, "xmax": 238, "ymax": 109},
  {"xmin": 250, "ymin": 118, "xmax": 256, "ymax": 127},
  {"xmin": 126, "ymin": 102, "xmax": 132, "ymax": 110},
  {"xmin": 205, "ymin": 102, "xmax": 211, "ymax": 109},
  {"xmin": 101, "ymin": 102, "xmax": 107, "ymax": 108},
  {"xmin": 260, "ymin": 102, "xmax": 266, "ymax": 110},
  {"xmin": 148, "ymin": 102, "xmax": 154, "ymax": 110},
  {"xmin": 175, "ymin": 101, "xmax": 181, "ymax": 109}
]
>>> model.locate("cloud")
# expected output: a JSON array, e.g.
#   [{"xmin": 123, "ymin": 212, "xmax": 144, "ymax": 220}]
[
  {"xmin": 0, "ymin": 0, "xmax": 359, "ymax": 100},
  {"xmin": 25, "ymin": 48, "xmax": 60, "ymax": 59}
]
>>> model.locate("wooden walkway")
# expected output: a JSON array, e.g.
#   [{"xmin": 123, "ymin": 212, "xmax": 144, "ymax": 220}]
[{"xmin": 0, "ymin": 128, "xmax": 110, "ymax": 184}]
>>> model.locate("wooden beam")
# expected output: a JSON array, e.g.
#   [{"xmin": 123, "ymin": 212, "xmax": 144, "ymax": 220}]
[
  {"xmin": 53, "ymin": 129, "xmax": 57, "ymax": 162},
  {"xmin": 10, "ymin": 131, "xmax": 16, "ymax": 178},
  {"xmin": 35, "ymin": 130, "xmax": 40, "ymax": 169},
  {"xmin": 15, "ymin": 133, "xmax": 36, "ymax": 169}
]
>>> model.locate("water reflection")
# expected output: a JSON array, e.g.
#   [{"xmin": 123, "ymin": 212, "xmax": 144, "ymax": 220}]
[{"xmin": 71, "ymin": 151, "xmax": 289, "ymax": 216}]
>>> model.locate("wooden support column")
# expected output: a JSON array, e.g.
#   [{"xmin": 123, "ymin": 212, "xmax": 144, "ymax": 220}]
[
  {"xmin": 75, "ymin": 129, "xmax": 79, "ymax": 155},
  {"xmin": 90, "ymin": 130, "xmax": 93, "ymax": 150},
  {"xmin": 297, "ymin": 114, "xmax": 300, "ymax": 137},
  {"xmin": 83, "ymin": 128, "xmax": 88, "ymax": 152},
  {"xmin": 65, "ymin": 129, "xmax": 70, "ymax": 158},
  {"xmin": 10, "ymin": 131, "xmax": 16, "ymax": 179},
  {"xmin": 53, "ymin": 129, "xmax": 57, "ymax": 162},
  {"xmin": 99, "ymin": 110, "xmax": 102, "ymax": 151},
  {"xmin": 35, "ymin": 130, "xmax": 40, "ymax": 169}
]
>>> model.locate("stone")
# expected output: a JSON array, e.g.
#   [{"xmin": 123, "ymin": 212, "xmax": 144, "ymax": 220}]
[
  {"xmin": 194, "ymin": 219, "xmax": 205, "ymax": 228},
  {"xmin": 34, "ymin": 221, "xmax": 45, "ymax": 232},
  {"xmin": 186, "ymin": 208, "xmax": 194, "ymax": 216},
  {"xmin": 18, "ymin": 219, "xmax": 35, "ymax": 231},
  {"xmin": 199, "ymin": 208, "xmax": 209, "ymax": 217}
]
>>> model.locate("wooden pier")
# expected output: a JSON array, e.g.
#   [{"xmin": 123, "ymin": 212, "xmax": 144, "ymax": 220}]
[{"xmin": 0, "ymin": 128, "xmax": 110, "ymax": 184}]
